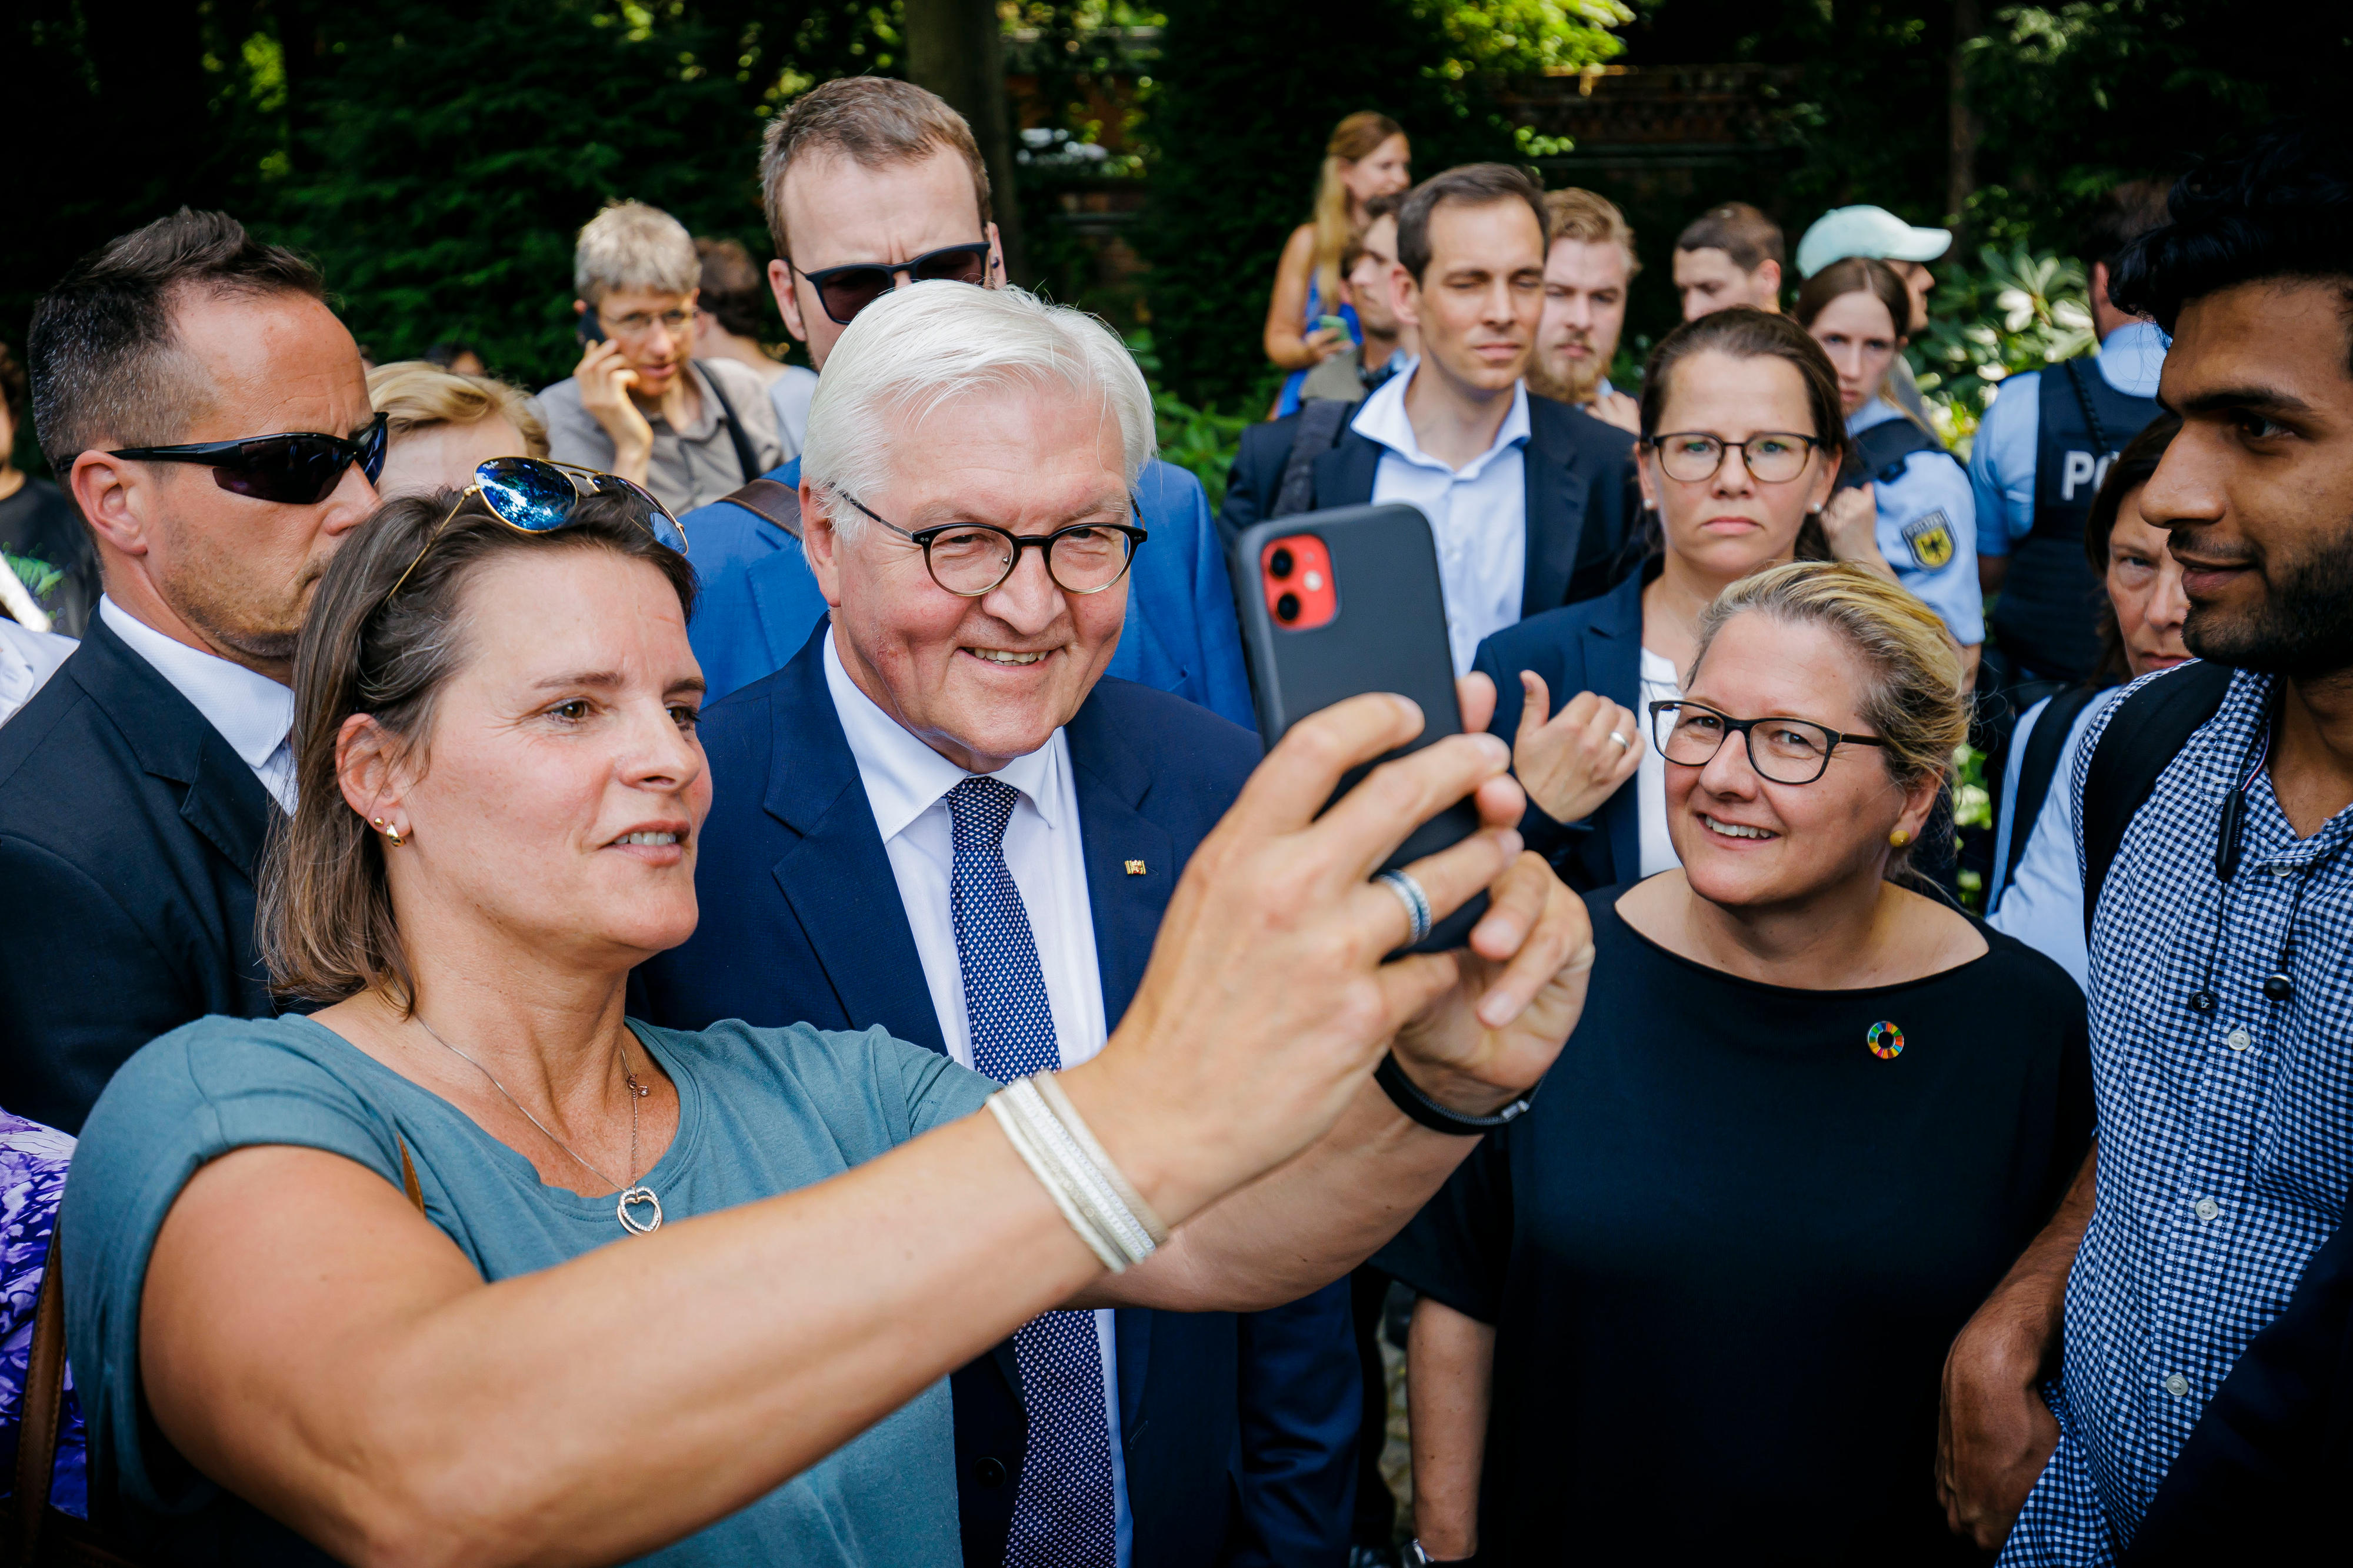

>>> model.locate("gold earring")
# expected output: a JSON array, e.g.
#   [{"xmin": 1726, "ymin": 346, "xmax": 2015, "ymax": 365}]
[
  {"xmin": 1888, "ymin": 828, "xmax": 1911, "ymax": 848},
  {"xmin": 384, "ymin": 824, "xmax": 408, "ymax": 848}
]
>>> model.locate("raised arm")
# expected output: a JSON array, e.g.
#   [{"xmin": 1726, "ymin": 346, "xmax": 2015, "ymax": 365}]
[{"xmin": 1263, "ymin": 225, "xmax": 1345, "ymax": 372}]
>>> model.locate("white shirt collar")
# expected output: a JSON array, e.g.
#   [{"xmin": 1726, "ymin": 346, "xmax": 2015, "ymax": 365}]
[
  {"xmin": 1351, "ymin": 365, "xmax": 1532, "ymax": 479},
  {"xmin": 822, "ymin": 627, "xmax": 1065, "ymax": 839},
  {"xmin": 99, "ymin": 596, "xmax": 294, "ymax": 772}
]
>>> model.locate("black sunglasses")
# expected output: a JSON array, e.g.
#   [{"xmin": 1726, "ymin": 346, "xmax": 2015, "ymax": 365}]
[
  {"xmin": 385, "ymin": 458, "xmax": 688, "ymax": 602},
  {"xmin": 791, "ymin": 242, "xmax": 994, "ymax": 326},
  {"xmin": 110, "ymin": 412, "xmax": 389, "ymax": 506}
]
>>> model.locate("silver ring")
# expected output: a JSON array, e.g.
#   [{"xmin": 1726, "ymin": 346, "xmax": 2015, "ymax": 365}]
[
  {"xmin": 1608, "ymin": 729, "xmax": 1632, "ymax": 750},
  {"xmin": 1375, "ymin": 869, "xmax": 1434, "ymax": 945}
]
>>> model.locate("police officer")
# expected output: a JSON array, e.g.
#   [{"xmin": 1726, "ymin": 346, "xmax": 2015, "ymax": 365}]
[
  {"xmin": 1795, "ymin": 203, "xmax": 1952, "ymax": 429},
  {"xmin": 1797, "ymin": 256, "xmax": 1983, "ymax": 673},
  {"xmin": 1968, "ymin": 179, "xmax": 2172, "ymax": 684}
]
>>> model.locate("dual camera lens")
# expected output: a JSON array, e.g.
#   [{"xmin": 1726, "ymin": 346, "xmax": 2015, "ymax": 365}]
[{"xmin": 1268, "ymin": 547, "xmax": 1301, "ymax": 623}]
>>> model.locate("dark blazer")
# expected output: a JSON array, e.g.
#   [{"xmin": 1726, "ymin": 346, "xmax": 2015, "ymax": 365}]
[
  {"xmin": 635, "ymin": 625, "xmax": 1358, "ymax": 1568},
  {"xmin": 0, "ymin": 613, "xmax": 278, "ymax": 1132},
  {"xmin": 1472, "ymin": 565, "xmax": 1649, "ymax": 892},
  {"xmin": 1218, "ymin": 392, "xmax": 1640, "ymax": 615}
]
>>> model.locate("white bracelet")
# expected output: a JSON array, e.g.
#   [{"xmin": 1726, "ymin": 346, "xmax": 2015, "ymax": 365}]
[{"xmin": 985, "ymin": 1076, "xmax": 1166, "ymax": 1272}]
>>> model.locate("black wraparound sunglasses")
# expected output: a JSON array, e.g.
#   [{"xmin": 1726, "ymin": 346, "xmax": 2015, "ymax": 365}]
[
  {"xmin": 789, "ymin": 242, "xmax": 994, "ymax": 326},
  {"xmin": 110, "ymin": 412, "xmax": 389, "ymax": 506}
]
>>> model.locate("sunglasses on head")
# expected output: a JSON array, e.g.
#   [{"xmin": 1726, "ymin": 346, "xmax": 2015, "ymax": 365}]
[
  {"xmin": 384, "ymin": 458, "xmax": 689, "ymax": 601},
  {"xmin": 109, "ymin": 412, "xmax": 389, "ymax": 506},
  {"xmin": 791, "ymin": 242, "xmax": 993, "ymax": 326}
]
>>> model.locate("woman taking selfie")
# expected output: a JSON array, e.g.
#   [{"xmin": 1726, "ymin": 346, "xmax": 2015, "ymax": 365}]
[
  {"xmin": 1472, "ymin": 307, "xmax": 1880, "ymax": 891},
  {"xmin": 1384, "ymin": 563, "xmax": 2092, "ymax": 1566},
  {"xmin": 1796, "ymin": 256, "xmax": 1984, "ymax": 673},
  {"xmin": 1262, "ymin": 111, "xmax": 1412, "ymax": 416},
  {"xmin": 59, "ymin": 469, "xmax": 1590, "ymax": 1564}
]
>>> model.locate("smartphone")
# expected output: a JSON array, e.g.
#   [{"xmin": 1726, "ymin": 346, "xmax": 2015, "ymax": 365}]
[
  {"xmin": 575, "ymin": 313, "xmax": 606, "ymax": 348},
  {"xmin": 1314, "ymin": 313, "xmax": 1351, "ymax": 339},
  {"xmin": 1230, "ymin": 503, "xmax": 1488, "ymax": 952}
]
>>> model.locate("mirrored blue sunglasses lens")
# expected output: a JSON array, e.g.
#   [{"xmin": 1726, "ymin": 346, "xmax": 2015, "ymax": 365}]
[
  {"xmin": 475, "ymin": 458, "xmax": 578, "ymax": 532},
  {"xmin": 582, "ymin": 472, "xmax": 688, "ymax": 554}
]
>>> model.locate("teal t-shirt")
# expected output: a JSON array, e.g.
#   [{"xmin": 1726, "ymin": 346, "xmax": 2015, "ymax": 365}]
[{"xmin": 60, "ymin": 1012, "xmax": 996, "ymax": 1566}]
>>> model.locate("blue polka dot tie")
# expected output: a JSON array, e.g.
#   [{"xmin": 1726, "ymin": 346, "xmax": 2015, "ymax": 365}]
[{"xmin": 946, "ymin": 775, "xmax": 1118, "ymax": 1568}]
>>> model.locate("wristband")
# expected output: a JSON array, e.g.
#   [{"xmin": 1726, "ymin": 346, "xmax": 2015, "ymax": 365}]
[{"xmin": 1375, "ymin": 1052, "xmax": 1537, "ymax": 1137}]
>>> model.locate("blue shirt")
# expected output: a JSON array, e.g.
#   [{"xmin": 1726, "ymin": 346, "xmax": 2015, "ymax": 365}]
[
  {"xmin": 1987, "ymin": 687, "xmax": 2124, "ymax": 987},
  {"xmin": 62, "ymin": 1013, "xmax": 995, "ymax": 1566},
  {"xmin": 1970, "ymin": 322, "xmax": 2169, "ymax": 558},
  {"xmin": 2000, "ymin": 666, "xmax": 2353, "ymax": 1564},
  {"xmin": 1848, "ymin": 399, "xmax": 1984, "ymax": 643}
]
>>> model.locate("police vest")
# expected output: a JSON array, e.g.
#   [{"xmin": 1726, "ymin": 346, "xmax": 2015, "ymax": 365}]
[{"xmin": 1987, "ymin": 356, "xmax": 2160, "ymax": 683}]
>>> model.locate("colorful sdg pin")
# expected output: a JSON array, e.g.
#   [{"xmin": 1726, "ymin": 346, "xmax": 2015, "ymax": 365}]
[{"xmin": 1866, "ymin": 1020, "xmax": 1905, "ymax": 1060}]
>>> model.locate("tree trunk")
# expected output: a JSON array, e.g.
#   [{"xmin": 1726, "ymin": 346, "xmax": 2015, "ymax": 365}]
[
  {"xmin": 1946, "ymin": 0, "xmax": 1983, "ymax": 251},
  {"xmin": 904, "ymin": 0, "xmax": 1027, "ymax": 282}
]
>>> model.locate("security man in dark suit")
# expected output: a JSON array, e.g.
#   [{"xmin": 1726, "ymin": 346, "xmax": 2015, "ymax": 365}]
[
  {"xmin": 636, "ymin": 281, "xmax": 1358, "ymax": 1568},
  {"xmin": 0, "ymin": 211, "xmax": 380, "ymax": 1132}
]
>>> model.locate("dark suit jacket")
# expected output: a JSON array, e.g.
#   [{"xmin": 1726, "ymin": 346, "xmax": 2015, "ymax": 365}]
[
  {"xmin": 1217, "ymin": 392, "xmax": 1640, "ymax": 615},
  {"xmin": 1471, "ymin": 565, "xmax": 1650, "ymax": 892},
  {"xmin": 0, "ymin": 613, "xmax": 278, "ymax": 1132},
  {"xmin": 635, "ymin": 625, "xmax": 1358, "ymax": 1568}
]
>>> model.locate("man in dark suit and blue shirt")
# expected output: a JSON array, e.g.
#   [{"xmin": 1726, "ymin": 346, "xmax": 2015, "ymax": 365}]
[
  {"xmin": 0, "ymin": 211, "xmax": 381, "ymax": 1132},
  {"xmin": 637, "ymin": 281, "xmax": 1358, "ymax": 1568},
  {"xmin": 674, "ymin": 75, "xmax": 1252, "ymax": 728},
  {"xmin": 1220, "ymin": 163, "xmax": 1640, "ymax": 665}
]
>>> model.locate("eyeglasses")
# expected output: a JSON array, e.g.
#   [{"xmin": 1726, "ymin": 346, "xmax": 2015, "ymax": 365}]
[
  {"xmin": 1644, "ymin": 431, "xmax": 1823, "ymax": 485},
  {"xmin": 790, "ymin": 243, "xmax": 994, "ymax": 326},
  {"xmin": 385, "ymin": 458, "xmax": 689, "ymax": 600},
  {"xmin": 601, "ymin": 306, "xmax": 696, "ymax": 341},
  {"xmin": 1648, "ymin": 700, "xmax": 1887, "ymax": 786},
  {"xmin": 835, "ymin": 492, "xmax": 1146, "ymax": 598},
  {"xmin": 109, "ymin": 412, "xmax": 389, "ymax": 505}
]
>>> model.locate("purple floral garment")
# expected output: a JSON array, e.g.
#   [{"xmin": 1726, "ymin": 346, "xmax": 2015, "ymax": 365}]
[{"xmin": 1, "ymin": 1109, "xmax": 85, "ymax": 1518}]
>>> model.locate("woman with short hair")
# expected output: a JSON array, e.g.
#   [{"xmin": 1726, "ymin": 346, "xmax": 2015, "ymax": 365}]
[
  {"xmin": 61, "ymin": 455, "xmax": 1589, "ymax": 1564},
  {"xmin": 1262, "ymin": 111, "xmax": 1412, "ymax": 415},
  {"xmin": 367, "ymin": 359, "xmax": 548, "ymax": 496},
  {"xmin": 1387, "ymin": 561, "xmax": 2094, "ymax": 1566}
]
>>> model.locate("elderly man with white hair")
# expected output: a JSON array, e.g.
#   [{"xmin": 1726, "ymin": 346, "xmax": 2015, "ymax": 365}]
[{"xmin": 637, "ymin": 279, "xmax": 1368, "ymax": 1568}]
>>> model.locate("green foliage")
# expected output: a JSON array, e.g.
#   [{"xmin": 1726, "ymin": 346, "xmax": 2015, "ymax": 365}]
[
  {"xmin": 1909, "ymin": 245, "xmax": 2095, "ymax": 455},
  {"xmin": 1126, "ymin": 329, "xmax": 1254, "ymax": 506}
]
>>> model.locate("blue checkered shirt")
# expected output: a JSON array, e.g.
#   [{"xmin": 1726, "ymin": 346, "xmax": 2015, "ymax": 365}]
[{"xmin": 2000, "ymin": 666, "xmax": 2353, "ymax": 1564}]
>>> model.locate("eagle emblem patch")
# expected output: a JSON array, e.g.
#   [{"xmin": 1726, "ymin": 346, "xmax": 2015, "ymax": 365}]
[{"xmin": 1901, "ymin": 511, "xmax": 1957, "ymax": 570}]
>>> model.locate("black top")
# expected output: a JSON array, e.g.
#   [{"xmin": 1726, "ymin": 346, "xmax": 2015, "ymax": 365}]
[
  {"xmin": 1377, "ymin": 889, "xmax": 2094, "ymax": 1566},
  {"xmin": 0, "ymin": 476, "xmax": 98, "ymax": 638}
]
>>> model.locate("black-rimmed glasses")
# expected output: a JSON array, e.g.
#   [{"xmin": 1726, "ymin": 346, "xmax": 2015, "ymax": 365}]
[
  {"xmin": 109, "ymin": 412, "xmax": 389, "ymax": 505},
  {"xmin": 1648, "ymin": 699, "xmax": 1887, "ymax": 786},
  {"xmin": 790, "ymin": 242, "xmax": 994, "ymax": 326},
  {"xmin": 385, "ymin": 458, "xmax": 688, "ymax": 601},
  {"xmin": 1644, "ymin": 431, "xmax": 1823, "ymax": 484},
  {"xmin": 836, "ymin": 492, "xmax": 1147, "ymax": 597}
]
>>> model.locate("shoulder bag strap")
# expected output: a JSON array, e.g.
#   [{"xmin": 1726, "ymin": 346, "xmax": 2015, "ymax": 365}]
[
  {"xmin": 14, "ymin": 1231, "xmax": 68, "ymax": 1562},
  {"xmin": 2061, "ymin": 356, "xmax": 2117, "ymax": 456},
  {"xmin": 1272, "ymin": 399, "xmax": 1357, "ymax": 519},
  {"xmin": 2003, "ymin": 683, "xmax": 2104, "ymax": 888},
  {"xmin": 695, "ymin": 362, "xmax": 765, "ymax": 485},
  {"xmin": 716, "ymin": 477, "xmax": 804, "ymax": 541},
  {"xmin": 2081, "ymin": 661, "xmax": 2237, "ymax": 936}
]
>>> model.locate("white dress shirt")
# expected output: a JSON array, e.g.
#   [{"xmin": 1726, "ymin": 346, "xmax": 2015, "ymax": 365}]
[
  {"xmin": 100, "ymin": 597, "xmax": 296, "ymax": 812},
  {"xmin": 0, "ymin": 619, "xmax": 74, "ymax": 730},
  {"xmin": 822, "ymin": 629, "xmax": 1132, "ymax": 1562},
  {"xmin": 1635, "ymin": 645, "xmax": 1684, "ymax": 879},
  {"xmin": 1352, "ymin": 367, "xmax": 1532, "ymax": 675}
]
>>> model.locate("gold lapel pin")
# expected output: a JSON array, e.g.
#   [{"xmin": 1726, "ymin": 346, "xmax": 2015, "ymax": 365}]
[{"xmin": 1124, "ymin": 859, "xmax": 1146, "ymax": 876}]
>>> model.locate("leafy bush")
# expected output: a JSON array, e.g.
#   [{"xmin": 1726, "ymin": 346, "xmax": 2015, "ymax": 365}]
[{"xmin": 1909, "ymin": 244, "xmax": 2096, "ymax": 457}]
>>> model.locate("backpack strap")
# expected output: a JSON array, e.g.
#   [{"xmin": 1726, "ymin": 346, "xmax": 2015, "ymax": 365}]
[
  {"xmin": 695, "ymin": 361, "xmax": 765, "ymax": 484},
  {"xmin": 2003, "ymin": 683, "xmax": 2105, "ymax": 890},
  {"xmin": 716, "ymin": 477, "xmax": 803, "ymax": 541},
  {"xmin": 1271, "ymin": 398, "xmax": 1357, "ymax": 519},
  {"xmin": 2081, "ymin": 661, "xmax": 2237, "ymax": 936}
]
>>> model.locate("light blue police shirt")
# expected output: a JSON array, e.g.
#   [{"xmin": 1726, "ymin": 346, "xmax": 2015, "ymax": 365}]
[
  {"xmin": 1968, "ymin": 320, "xmax": 2168, "ymax": 556},
  {"xmin": 1985, "ymin": 686, "xmax": 2124, "ymax": 988},
  {"xmin": 1848, "ymin": 399, "xmax": 1983, "ymax": 643}
]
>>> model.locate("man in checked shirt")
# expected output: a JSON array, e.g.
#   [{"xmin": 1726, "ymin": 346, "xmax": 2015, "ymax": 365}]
[{"xmin": 1933, "ymin": 124, "xmax": 2353, "ymax": 1564}]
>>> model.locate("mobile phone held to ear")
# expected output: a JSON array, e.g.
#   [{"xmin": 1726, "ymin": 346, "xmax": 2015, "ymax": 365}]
[
  {"xmin": 575, "ymin": 312, "xmax": 606, "ymax": 348},
  {"xmin": 1231, "ymin": 503, "xmax": 1487, "ymax": 953}
]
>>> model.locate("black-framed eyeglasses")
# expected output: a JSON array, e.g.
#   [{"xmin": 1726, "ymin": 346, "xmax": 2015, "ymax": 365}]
[
  {"xmin": 836, "ymin": 492, "xmax": 1147, "ymax": 597},
  {"xmin": 1648, "ymin": 699, "xmax": 1887, "ymax": 786},
  {"xmin": 789, "ymin": 242, "xmax": 994, "ymax": 326},
  {"xmin": 385, "ymin": 458, "xmax": 688, "ymax": 601},
  {"xmin": 1642, "ymin": 431, "xmax": 1824, "ymax": 485},
  {"xmin": 109, "ymin": 412, "xmax": 389, "ymax": 506}
]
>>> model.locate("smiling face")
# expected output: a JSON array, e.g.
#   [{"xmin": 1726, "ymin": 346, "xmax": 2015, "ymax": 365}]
[
  {"xmin": 2105, "ymin": 489, "xmax": 2192, "ymax": 678},
  {"xmin": 804, "ymin": 378, "xmax": 1131, "ymax": 773},
  {"xmin": 356, "ymin": 547, "xmax": 710, "ymax": 971},
  {"xmin": 1667, "ymin": 610, "xmax": 1935, "ymax": 910},
  {"xmin": 1639, "ymin": 349, "xmax": 1838, "ymax": 586},
  {"xmin": 1536, "ymin": 235, "xmax": 1631, "ymax": 402},
  {"xmin": 1806, "ymin": 287, "xmax": 1904, "ymax": 414},
  {"xmin": 2141, "ymin": 279, "xmax": 2353, "ymax": 679},
  {"xmin": 1398, "ymin": 198, "xmax": 1547, "ymax": 397}
]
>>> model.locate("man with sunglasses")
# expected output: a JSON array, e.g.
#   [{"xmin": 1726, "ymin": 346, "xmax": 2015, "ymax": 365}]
[
  {"xmin": 0, "ymin": 210, "xmax": 381, "ymax": 1133},
  {"xmin": 675, "ymin": 77, "xmax": 1252, "ymax": 729},
  {"xmin": 638, "ymin": 281, "xmax": 1359, "ymax": 1568}
]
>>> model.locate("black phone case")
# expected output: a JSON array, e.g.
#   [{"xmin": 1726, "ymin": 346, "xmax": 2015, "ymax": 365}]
[{"xmin": 1231, "ymin": 503, "xmax": 1489, "ymax": 952}]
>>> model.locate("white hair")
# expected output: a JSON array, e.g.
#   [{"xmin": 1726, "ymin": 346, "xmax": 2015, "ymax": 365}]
[
  {"xmin": 574, "ymin": 201, "xmax": 699, "ymax": 305},
  {"xmin": 801, "ymin": 282, "xmax": 1158, "ymax": 535}
]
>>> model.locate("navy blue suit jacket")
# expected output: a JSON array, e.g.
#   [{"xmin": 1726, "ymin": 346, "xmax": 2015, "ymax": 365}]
[
  {"xmin": 1472, "ymin": 565, "xmax": 1649, "ymax": 892},
  {"xmin": 682, "ymin": 457, "xmax": 1257, "ymax": 730},
  {"xmin": 635, "ymin": 626, "xmax": 1357, "ymax": 1568}
]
